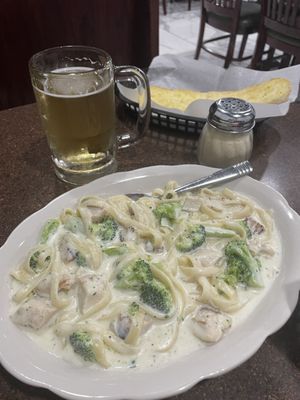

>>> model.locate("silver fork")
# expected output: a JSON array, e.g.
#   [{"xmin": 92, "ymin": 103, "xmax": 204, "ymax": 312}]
[{"xmin": 126, "ymin": 161, "xmax": 253, "ymax": 200}]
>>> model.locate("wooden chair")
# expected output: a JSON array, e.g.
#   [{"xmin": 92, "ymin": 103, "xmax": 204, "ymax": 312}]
[
  {"xmin": 251, "ymin": 0, "xmax": 300, "ymax": 68},
  {"xmin": 162, "ymin": 0, "xmax": 192, "ymax": 15},
  {"xmin": 195, "ymin": 0, "xmax": 261, "ymax": 68}
]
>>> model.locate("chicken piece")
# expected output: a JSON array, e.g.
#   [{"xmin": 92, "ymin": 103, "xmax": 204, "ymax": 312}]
[
  {"xmin": 245, "ymin": 217, "xmax": 265, "ymax": 235},
  {"xmin": 59, "ymin": 235, "xmax": 77, "ymax": 263},
  {"xmin": 78, "ymin": 273, "xmax": 106, "ymax": 313},
  {"xmin": 191, "ymin": 306, "xmax": 231, "ymax": 343},
  {"xmin": 111, "ymin": 312, "xmax": 152, "ymax": 340},
  {"xmin": 119, "ymin": 226, "xmax": 136, "ymax": 242},
  {"xmin": 35, "ymin": 276, "xmax": 52, "ymax": 297},
  {"xmin": 144, "ymin": 240, "xmax": 154, "ymax": 253},
  {"xmin": 35, "ymin": 273, "xmax": 76, "ymax": 297},
  {"xmin": 182, "ymin": 196, "xmax": 202, "ymax": 212},
  {"xmin": 112, "ymin": 313, "xmax": 132, "ymax": 340},
  {"xmin": 248, "ymin": 239, "xmax": 275, "ymax": 258},
  {"xmin": 258, "ymin": 243, "xmax": 275, "ymax": 256},
  {"xmin": 194, "ymin": 250, "xmax": 222, "ymax": 269},
  {"xmin": 11, "ymin": 297, "xmax": 57, "ymax": 330},
  {"xmin": 59, "ymin": 274, "xmax": 76, "ymax": 290},
  {"xmin": 145, "ymin": 242, "xmax": 165, "ymax": 254}
]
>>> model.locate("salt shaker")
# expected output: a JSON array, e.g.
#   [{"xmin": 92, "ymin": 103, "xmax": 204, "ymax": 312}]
[{"xmin": 197, "ymin": 98, "xmax": 255, "ymax": 168}]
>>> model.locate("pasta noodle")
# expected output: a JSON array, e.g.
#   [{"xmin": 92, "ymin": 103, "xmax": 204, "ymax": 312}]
[{"xmin": 9, "ymin": 182, "xmax": 280, "ymax": 370}]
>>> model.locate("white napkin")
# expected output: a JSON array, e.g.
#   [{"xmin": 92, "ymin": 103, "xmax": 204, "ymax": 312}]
[{"xmin": 147, "ymin": 54, "xmax": 300, "ymax": 119}]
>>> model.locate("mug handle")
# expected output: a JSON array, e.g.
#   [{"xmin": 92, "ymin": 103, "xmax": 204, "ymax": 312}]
[{"xmin": 114, "ymin": 66, "xmax": 151, "ymax": 148}]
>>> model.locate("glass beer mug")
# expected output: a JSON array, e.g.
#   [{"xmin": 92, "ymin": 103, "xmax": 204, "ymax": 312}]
[{"xmin": 29, "ymin": 46, "xmax": 150, "ymax": 185}]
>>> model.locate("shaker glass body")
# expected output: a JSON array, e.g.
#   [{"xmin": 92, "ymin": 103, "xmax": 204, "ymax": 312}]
[{"xmin": 197, "ymin": 122, "xmax": 253, "ymax": 168}]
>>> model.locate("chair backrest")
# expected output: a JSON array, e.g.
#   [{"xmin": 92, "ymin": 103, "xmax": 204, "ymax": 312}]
[
  {"xmin": 251, "ymin": 0, "xmax": 300, "ymax": 67},
  {"xmin": 202, "ymin": 0, "xmax": 242, "ymax": 18},
  {"xmin": 202, "ymin": 0, "xmax": 242, "ymax": 35},
  {"xmin": 263, "ymin": 0, "xmax": 300, "ymax": 38}
]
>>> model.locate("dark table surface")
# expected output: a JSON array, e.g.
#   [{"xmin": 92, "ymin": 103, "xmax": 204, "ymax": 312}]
[{"xmin": 0, "ymin": 103, "xmax": 300, "ymax": 400}]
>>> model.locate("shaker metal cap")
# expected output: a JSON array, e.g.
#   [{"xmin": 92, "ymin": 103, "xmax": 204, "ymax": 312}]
[{"xmin": 208, "ymin": 98, "xmax": 256, "ymax": 133}]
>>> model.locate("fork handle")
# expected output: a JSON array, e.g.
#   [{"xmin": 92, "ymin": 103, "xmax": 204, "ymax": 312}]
[{"xmin": 174, "ymin": 161, "xmax": 253, "ymax": 194}]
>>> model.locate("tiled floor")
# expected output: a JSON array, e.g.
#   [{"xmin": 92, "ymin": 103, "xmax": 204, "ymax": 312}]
[{"xmin": 159, "ymin": 0, "xmax": 258, "ymax": 68}]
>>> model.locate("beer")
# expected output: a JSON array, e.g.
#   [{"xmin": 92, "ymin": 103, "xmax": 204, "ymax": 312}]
[
  {"xmin": 33, "ymin": 67, "xmax": 115, "ymax": 169},
  {"xmin": 29, "ymin": 46, "xmax": 150, "ymax": 185}
]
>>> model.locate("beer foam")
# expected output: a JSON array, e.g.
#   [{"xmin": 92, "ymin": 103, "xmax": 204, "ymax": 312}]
[{"xmin": 37, "ymin": 67, "xmax": 111, "ymax": 98}]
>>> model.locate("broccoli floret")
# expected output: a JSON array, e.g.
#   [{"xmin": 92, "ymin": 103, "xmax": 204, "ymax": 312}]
[
  {"xmin": 239, "ymin": 219, "xmax": 252, "ymax": 239},
  {"xmin": 175, "ymin": 224, "xmax": 206, "ymax": 252},
  {"xmin": 140, "ymin": 280, "xmax": 172, "ymax": 314},
  {"xmin": 205, "ymin": 226, "xmax": 237, "ymax": 239},
  {"xmin": 102, "ymin": 244, "xmax": 128, "ymax": 256},
  {"xmin": 29, "ymin": 251, "xmax": 50, "ymax": 273},
  {"xmin": 128, "ymin": 302, "xmax": 140, "ymax": 316},
  {"xmin": 75, "ymin": 251, "xmax": 87, "ymax": 267},
  {"xmin": 29, "ymin": 251, "xmax": 41, "ymax": 272},
  {"xmin": 90, "ymin": 217, "xmax": 118, "ymax": 241},
  {"xmin": 69, "ymin": 331, "xmax": 96, "ymax": 362},
  {"xmin": 115, "ymin": 259, "xmax": 153, "ymax": 290},
  {"xmin": 116, "ymin": 259, "xmax": 173, "ymax": 314},
  {"xmin": 153, "ymin": 202, "xmax": 180, "ymax": 224},
  {"xmin": 40, "ymin": 219, "xmax": 60, "ymax": 243},
  {"xmin": 224, "ymin": 240, "xmax": 263, "ymax": 288},
  {"xmin": 223, "ymin": 256, "xmax": 252, "ymax": 287}
]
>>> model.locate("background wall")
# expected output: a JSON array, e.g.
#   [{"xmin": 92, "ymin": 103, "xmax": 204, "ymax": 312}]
[{"xmin": 0, "ymin": 0, "xmax": 159, "ymax": 110}]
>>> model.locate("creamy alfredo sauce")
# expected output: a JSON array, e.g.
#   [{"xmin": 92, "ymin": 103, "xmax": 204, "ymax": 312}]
[{"xmin": 10, "ymin": 185, "xmax": 281, "ymax": 370}]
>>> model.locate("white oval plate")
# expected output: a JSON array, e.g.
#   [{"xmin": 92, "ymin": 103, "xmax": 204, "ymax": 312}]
[{"xmin": 1, "ymin": 165, "xmax": 300, "ymax": 400}]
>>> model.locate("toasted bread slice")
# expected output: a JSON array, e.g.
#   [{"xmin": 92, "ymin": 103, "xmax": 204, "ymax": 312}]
[{"xmin": 150, "ymin": 78, "xmax": 291, "ymax": 111}]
